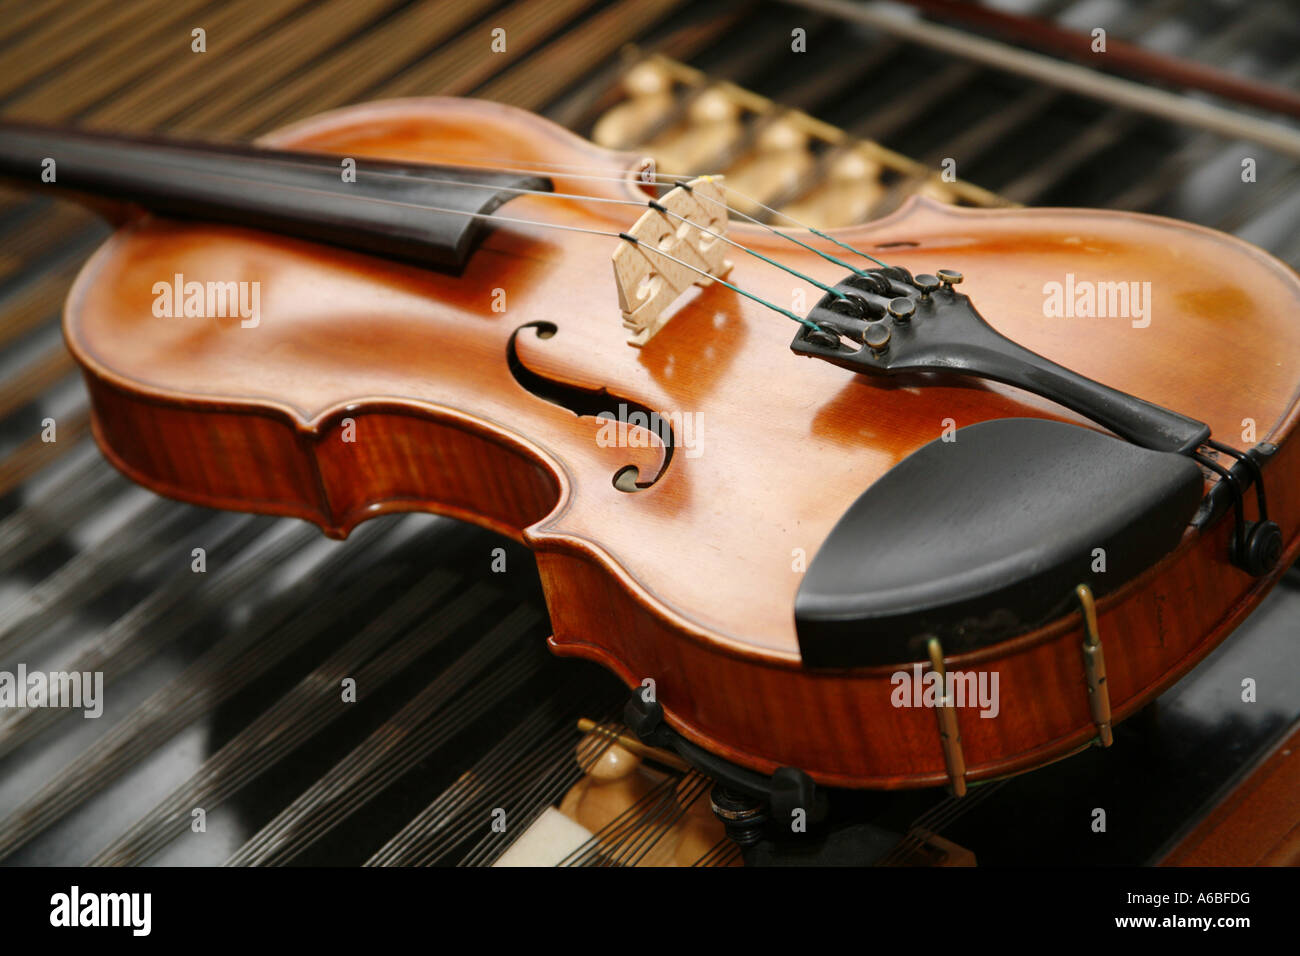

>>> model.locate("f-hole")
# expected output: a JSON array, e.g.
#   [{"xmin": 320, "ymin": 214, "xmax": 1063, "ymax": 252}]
[{"xmin": 506, "ymin": 321, "xmax": 675, "ymax": 492}]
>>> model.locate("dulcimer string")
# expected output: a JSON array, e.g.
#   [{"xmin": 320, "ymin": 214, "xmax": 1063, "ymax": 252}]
[{"xmin": 876, "ymin": 777, "xmax": 1009, "ymax": 866}]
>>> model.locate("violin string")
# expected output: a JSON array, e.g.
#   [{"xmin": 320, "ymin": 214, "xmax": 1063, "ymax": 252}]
[
  {"xmin": 617, "ymin": 232, "xmax": 822, "ymax": 330},
  {"xmin": 386, "ymin": 151, "xmax": 897, "ymax": 271},
  {"xmin": 648, "ymin": 200, "xmax": 851, "ymax": 302},
  {"xmin": 684, "ymin": 179, "xmax": 890, "ymax": 272},
  {"xmin": 715, "ymin": 185, "xmax": 894, "ymax": 270},
  {"xmin": 310, "ymin": 146, "xmax": 897, "ymax": 269},
  {"xmin": 418, "ymin": 178, "xmax": 858, "ymax": 303},
  {"xmin": 296, "ymin": 159, "xmax": 860, "ymax": 302},
  {"xmin": 77, "ymin": 140, "xmax": 859, "ymax": 305},
  {"xmin": 56, "ymin": 147, "xmax": 829, "ymax": 332},
  {"xmin": 75, "ymin": 133, "xmax": 894, "ymax": 275}
]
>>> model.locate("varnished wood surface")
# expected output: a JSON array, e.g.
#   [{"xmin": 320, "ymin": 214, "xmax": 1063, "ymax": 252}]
[
  {"xmin": 62, "ymin": 97, "xmax": 1300, "ymax": 787},
  {"xmin": 1161, "ymin": 718, "xmax": 1300, "ymax": 865}
]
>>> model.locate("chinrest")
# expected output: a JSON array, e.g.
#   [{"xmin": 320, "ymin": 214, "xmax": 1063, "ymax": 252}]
[{"xmin": 795, "ymin": 418, "xmax": 1205, "ymax": 667}]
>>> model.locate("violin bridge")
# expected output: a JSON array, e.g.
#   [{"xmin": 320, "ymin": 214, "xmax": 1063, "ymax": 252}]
[{"xmin": 612, "ymin": 175, "xmax": 733, "ymax": 347}]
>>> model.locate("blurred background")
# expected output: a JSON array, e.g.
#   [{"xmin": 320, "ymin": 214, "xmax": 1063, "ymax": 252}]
[{"xmin": 0, "ymin": 0, "xmax": 1297, "ymax": 866}]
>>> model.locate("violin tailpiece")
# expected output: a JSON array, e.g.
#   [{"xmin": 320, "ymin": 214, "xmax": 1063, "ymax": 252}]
[
  {"xmin": 612, "ymin": 176, "xmax": 733, "ymax": 347},
  {"xmin": 791, "ymin": 267, "xmax": 1210, "ymax": 455}
]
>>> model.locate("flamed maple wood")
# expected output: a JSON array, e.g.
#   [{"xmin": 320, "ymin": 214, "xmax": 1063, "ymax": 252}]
[{"xmin": 61, "ymin": 98, "xmax": 1300, "ymax": 788}]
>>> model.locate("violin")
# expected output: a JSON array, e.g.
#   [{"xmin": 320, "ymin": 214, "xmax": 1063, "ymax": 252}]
[{"xmin": 2, "ymin": 97, "xmax": 1296, "ymax": 804}]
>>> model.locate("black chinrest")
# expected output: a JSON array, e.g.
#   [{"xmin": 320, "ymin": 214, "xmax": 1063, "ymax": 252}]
[{"xmin": 795, "ymin": 418, "xmax": 1204, "ymax": 667}]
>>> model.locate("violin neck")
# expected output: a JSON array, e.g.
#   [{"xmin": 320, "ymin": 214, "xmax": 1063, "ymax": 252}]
[{"xmin": 0, "ymin": 122, "xmax": 550, "ymax": 271}]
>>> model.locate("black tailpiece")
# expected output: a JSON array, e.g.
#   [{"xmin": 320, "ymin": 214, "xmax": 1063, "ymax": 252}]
[{"xmin": 790, "ymin": 266, "xmax": 1210, "ymax": 454}]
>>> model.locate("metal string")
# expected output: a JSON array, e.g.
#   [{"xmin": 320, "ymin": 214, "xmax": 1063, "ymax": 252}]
[
  {"xmin": 295, "ymin": 146, "xmax": 898, "ymax": 268},
  {"xmin": 62, "ymin": 146, "xmax": 833, "ymax": 332}
]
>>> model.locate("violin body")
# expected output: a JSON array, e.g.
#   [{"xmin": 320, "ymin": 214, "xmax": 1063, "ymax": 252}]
[{"xmin": 60, "ymin": 97, "xmax": 1300, "ymax": 789}]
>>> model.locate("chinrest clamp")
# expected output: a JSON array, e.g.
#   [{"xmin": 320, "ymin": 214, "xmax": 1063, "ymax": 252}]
[
  {"xmin": 1191, "ymin": 441, "xmax": 1283, "ymax": 577},
  {"xmin": 1075, "ymin": 584, "xmax": 1114, "ymax": 749}
]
